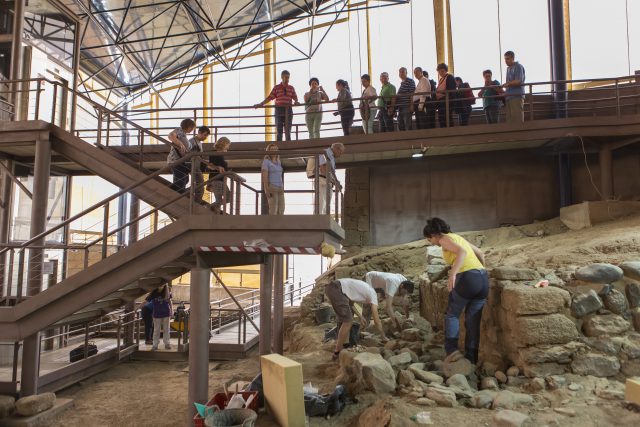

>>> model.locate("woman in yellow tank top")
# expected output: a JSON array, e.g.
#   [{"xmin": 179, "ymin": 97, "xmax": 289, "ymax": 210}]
[{"xmin": 423, "ymin": 217, "xmax": 488, "ymax": 364}]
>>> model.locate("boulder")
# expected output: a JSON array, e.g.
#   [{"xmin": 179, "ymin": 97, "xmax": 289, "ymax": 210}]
[
  {"xmin": 582, "ymin": 314, "xmax": 630, "ymax": 337},
  {"xmin": 553, "ymin": 407, "xmax": 577, "ymax": 417},
  {"xmin": 356, "ymin": 399, "xmax": 391, "ymax": 427},
  {"xmin": 545, "ymin": 375, "xmax": 567, "ymax": 390},
  {"xmin": 506, "ymin": 366, "xmax": 520, "ymax": 377},
  {"xmin": 595, "ymin": 388, "xmax": 625, "ymax": 400},
  {"xmin": 575, "ymin": 263, "xmax": 623, "ymax": 284},
  {"xmin": 632, "ymin": 307, "xmax": 640, "ymax": 332},
  {"xmin": 513, "ymin": 314, "xmax": 579, "ymax": 346},
  {"xmin": 620, "ymin": 261, "xmax": 640, "ymax": 281},
  {"xmin": 495, "ymin": 371, "xmax": 508, "ymax": 384},
  {"xmin": 493, "ymin": 410, "xmax": 533, "ymax": 427},
  {"xmin": 600, "ymin": 287, "xmax": 628, "ymax": 315},
  {"xmin": 415, "ymin": 397, "xmax": 437, "ymax": 407},
  {"xmin": 480, "ymin": 377, "xmax": 499, "ymax": 390},
  {"xmin": 387, "ymin": 352, "xmax": 412, "ymax": 369},
  {"xmin": 339, "ymin": 352, "xmax": 397, "ymax": 395},
  {"xmin": 523, "ymin": 377, "xmax": 545, "ymax": 393},
  {"xmin": 492, "ymin": 390, "xmax": 533, "ymax": 409},
  {"xmin": 0, "ymin": 395, "xmax": 15, "ymax": 419},
  {"xmin": 492, "ymin": 267, "xmax": 540, "ymax": 281},
  {"xmin": 621, "ymin": 337, "xmax": 640, "ymax": 359},
  {"xmin": 516, "ymin": 342, "xmax": 586, "ymax": 365},
  {"xmin": 571, "ymin": 290, "xmax": 604, "ymax": 318},
  {"xmin": 411, "ymin": 315, "xmax": 432, "ymax": 334},
  {"xmin": 502, "ymin": 285, "xmax": 570, "ymax": 315},
  {"xmin": 426, "ymin": 245, "xmax": 443, "ymax": 262},
  {"xmin": 399, "ymin": 348, "xmax": 419, "ymax": 363},
  {"xmin": 622, "ymin": 359, "xmax": 640, "ymax": 376},
  {"xmin": 424, "ymin": 386, "xmax": 457, "ymax": 407},
  {"xmin": 408, "ymin": 364, "xmax": 444, "ymax": 384},
  {"xmin": 523, "ymin": 363, "xmax": 566, "ymax": 378},
  {"xmin": 419, "ymin": 279, "xmax": 449, "ymax": 330},
  {"xmin": 446, "ymin": 374, "xmax": 472, "ymax": 391},
  {"xmin": 582, "ymin": 336, "xmax": 623, "ymax": 354},
  {"xmin": 397, "ymin": 369, "xmax": 415, "ymax": 386},
  {"xmin": 571, "ymin": 353, "xmax": 620, "ymax": 377},
  {"xmin": 472, "ymin": 390, "xmax": 497, "ymax": 409},
  {"xmin": 626, "ymin": 282, "xmax": 640, "ymax": 308},
  {"xmin": 15, "ymin": 393, "xmax": 56, "ymax": 417},
  {"xmin": 442, "ymin": 356, "xmax": 474, "ymax": 378},
  {"xmin": 401, "ymin": 328, "xmax": 422, "ymax": 342},
  {"xmin": 426, "ymin": 265, "xmax": 448, "ymax": 282}
]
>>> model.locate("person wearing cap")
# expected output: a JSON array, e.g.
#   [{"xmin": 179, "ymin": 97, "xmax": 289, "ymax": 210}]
[
  {"xmin": 364, "ymin": 271, "xmax": 415, "ymax": 331},
  {"xmin": 325, "ymin": 278, "xmax": 388, "ymax": 360}
]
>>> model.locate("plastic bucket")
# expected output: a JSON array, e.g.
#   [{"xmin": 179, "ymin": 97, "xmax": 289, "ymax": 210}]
[
  {"xmin": 314, "ymin": 306, "xmax": 332, "ymax": 325},
  {"xmin": 204, "ymin": 408, "xmax": 258, "ymax": 427}
]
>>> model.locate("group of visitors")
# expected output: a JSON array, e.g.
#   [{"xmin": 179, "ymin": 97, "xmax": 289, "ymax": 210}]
[
  {"xmin": 256, "ymin": 51, "xmax": 526, "ymax": 140},
  {"xmin": 325, "ymin": 217, "xmax": 488, "ymax": 366}
]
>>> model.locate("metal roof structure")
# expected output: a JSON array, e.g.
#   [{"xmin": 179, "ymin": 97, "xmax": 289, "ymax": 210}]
[{"xmin": 23, "ymin": 0, "xmax": 408, "ymax": 105}]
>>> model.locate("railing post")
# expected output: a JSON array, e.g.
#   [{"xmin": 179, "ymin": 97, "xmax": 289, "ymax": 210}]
[
  {"xmin": 84, "ymin": 247, "xmax": 89, "ymax": 269},
  {"xmin": 138, "ymin": 130, "xmax": 144, "ymax": 169},
  {"xmin": 5, "ymin": 249, "xmax": 14, "ymax": 304},
  {"xmin": 97, "ymin": 110, "xmax": 103, "ymax": 146},
  {"xmin": 235, "ymin": 180, "xmax": 241, "ymax": 214},
  {"xmin": 189, "ymin": 157, "xmax": 197, "ymax": 215},
  {"xmin": 34, "ymin": 80, "xmax": 42, "ymax": 120},
  {"xmin": 314, "ymin": 155, "xmax": 320, "ymax": 214},
  {"xmin": 51, "ymin": 84, "xmax": 58, "ymax": 125},
  {"xmin": 445, "ymin": 92, "xmax": 450, "ymax": 127},
  {"xmin": 116, "ymin": 317, "xmax": 121, "ymax": 356},
  {"xmin": 83, "ymin": 323, "xmax": 89, "ymax": 359},
  {"xmin": 228, "ymin": 177, "xmax": 234, "ymax": 215},
  {"xmin": 16, "ymin": 250, "xmax": 24, "ymax": 302},
  {"xmin": 529, "ymin": 84, "xmax": 534, "ymax": 121},
  {"xmin": 102, "ymin": 203, "xmax": 109, "ymax": 259},
  {"xmin": 135, "ymin": 311, "xmax": 140, "ymax": 346},
  {"xmin": 106, "ymin": 114, "xmax": 111, "ymax": 147},
  {"xmin": 615, "ymin": 80, "xmax": 621, "ymax": 117}
]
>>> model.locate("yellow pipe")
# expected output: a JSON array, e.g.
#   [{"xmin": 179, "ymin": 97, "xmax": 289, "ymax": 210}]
[
  {"xmin": 563, "ymin": 0, "xmax": 573, "ymax": 89},
  {"xmin": 433, "ymin": 0, "xmax": 445, "ymax": 65},
  {"xmin": 264, "ymin": 39, "xmax": 275, "ymax": 142},
  {"xmin": 203, "ymin": 64, "xmax": 211, "ymax": 126},
  {"xmin": 366, "ymin": 0, "xmax": 372, "ymax": 76},
  {"xmin": 445, "ymin": 0, "xmax": 454, "ymax": 74}
]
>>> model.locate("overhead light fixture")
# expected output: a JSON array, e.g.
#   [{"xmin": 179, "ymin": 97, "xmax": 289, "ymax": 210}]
[
  {"xmin": 411, "ymin": 145, "xmax": 429, "ymax": 158},
  {"xmin": 411, "ymin": 152, "xmax": 423, "ymax": 158}
]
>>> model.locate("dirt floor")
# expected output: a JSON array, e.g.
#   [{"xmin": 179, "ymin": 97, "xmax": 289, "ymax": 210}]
[{"xmin": 49, "ymin": 214, "xmax": 640, "ymax": 426}]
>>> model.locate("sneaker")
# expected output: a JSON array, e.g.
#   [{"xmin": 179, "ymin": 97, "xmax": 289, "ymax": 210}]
[
  {"xmin": 165, "ymin": 344, "xmax": 172, "ymax": 350},
  {"xmin": 151, "ymin": 346, "xmax": 158, "ymax": 351}
]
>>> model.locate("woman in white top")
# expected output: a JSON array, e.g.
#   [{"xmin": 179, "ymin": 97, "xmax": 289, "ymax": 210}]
[
  {"xmin": 304, "ymin": 77, "xmax": 329, "ymax": 139},
  {"xmin": 360, "ymin": 74, "xmax": 378, "ymax": 134}
]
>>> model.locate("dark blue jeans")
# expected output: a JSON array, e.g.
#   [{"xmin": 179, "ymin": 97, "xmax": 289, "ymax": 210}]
[
  {"xmin": 141, "ymin": 301, "xmax": 154, "ymax": 341},
  {"xmin": 171, "ymin": 163, "xmax": 190, "ymax": 193},
  {"xmin": 444, "ymin": 269, "xmax": 489, "ymax": 364}
]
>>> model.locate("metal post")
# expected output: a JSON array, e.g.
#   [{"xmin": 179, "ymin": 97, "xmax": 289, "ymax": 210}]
[
  {"xmin": 51, "ymin": 84, "xmax": 58, "ymax": 125},
  {"xmin": 445, "ymin": 92, "xmax": 450, "ymax": 127},
  {"xmin": 34, "ymin": 80, "xmax": 41, "ymax": 120},
  {"xmin": 615, "ymin": 80, "xmax": 621, "ymax": 117},
  {"xmin": 272, "ymin": 256, "xmax": 284, "ymax": 355},
  {"xmin": 0, "ymin": 160, "xmax": 15, "ymax": 291},
  {"xmin": 21, "ymin": 139, "xmax": 51, "ymax": 396},
  {"xmin": 259, "ymin": 255, "xmax": 274, "ymax": 355},
  {"xmin": 10, "ymin": 0, "xmax": 25, "ymax": 119},
  {"xmin": 124, "ymin": 193, "xmax": 139, "ymax": 346},
  {"xmin": 101, "ymin": 203, "xmax": 109, "ymax": 259},
  {"xmin": 314, "ymin": 155, "xmax": 320, "ymax": 214},
  {"xmin": 558, "ymin": 153, "xmax": 572, "ymax": 207},
  {"xmin": 529, "ymin": 85, "xmax": 534, "ymax": 121},
  {"xmin": 187, "ymin": 262, "xmax": 210, "ymax": 425},
  {"xmin": 548, "ymin": 0, "xmax": 568, "ymax": 118},
  {"xmin": 70, "ymin": 20, "xmax": 83, "ymax": 132}
]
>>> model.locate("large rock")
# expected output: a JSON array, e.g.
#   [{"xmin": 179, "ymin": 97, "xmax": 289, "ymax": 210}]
[
  {"xmin": 582, "ymin": 336, "xmax": 624, "ymax": 354},
  {"xmin": 600, "ymin": 287, "xmax": 628, "ymax": 315},
  {"xmin": 620, "ymin": 261, "xmax": 640, "ymax": 281},
  {"xmin": 632, "ymin": 308, "xmax": 640, "ymax": 332},
  {"xmin": 424, "ymin": 386, "xmax": 457, "ymax": 407},
  {"xmin": 442, "ymin": 356, "xmax": 474, "ymax": 378},
  {"xmin": 582, "ymin": 314, "xmax": 630, "ymax": 337},
  {"xmin": 626, "ymin": 282, "xmax": 640, "ymax": 308},
  {"xmin": 492, "ymin": 390, "xmax": 533, "ymax": 409},
  {"xmin": 480, "ymin": 377, "xmax": 499, "ymax": 390},
  {"xmin": 492, "ymin": 267, "xmax": 540, "ymax": 281},
  {"xmin": 512, "ymin": 314, "xmax": 579, "ymax": 346},
  {"xmin": 571, "ymin": 290, "xmax": 603, "ymax": 317},
  {"xmin": 575, "ymin": 263, "xmax": 623, "ymax": 284},
  {"xmin": 408, "ymin": 364, "xmax": 444, "ymax": 384},
  {"xmin": 426, "ymin": 264, "xmax": 448, "ymax": 282},
  {"xmin": 397, "ymin": 369, "xmax": 414, "ymax": 386},
  {"xmin": 356, "ymin": 399, "xmax": 391, "ymax": 427},
  {"xmin": 472, "ymin": 390, "xmax": 497, "ymax": 408},
  {"xmin": 522, "ymin": 362, "xmax": 566, "ymax": 378},
  {"xmin": 401, "ymin": 328, "xmax": 423, "ymax": 342},
  {"xmin": 571, "ymin": 353, "xmax": 620, "ymax": 377},
  {"xmin": 502, "ymin": 285, "xmax": 570, "ymax": 315},
  {"xmin": 621, "ymin": 359, "xmax": 640, "ymax": 376},
  {"xmin": 621, "ymin": 336, "xmax": 640, "ymax": 359},
  {"xmin": 339, "ymin": 352, "xmax": 396, "ymax": 395},
  {"xmin": 516, "ymin": 342, "xmax": 585, "ymax": 365},
  {"xmin": 426, "ymin": 245, "xmax": 443, "ymax": 262},
  {"xmin": 493, "ymin": 410, "xmax": 533, "ymax": 427},
  {"xmin": 387, "ymin": 352, "xmax": 412, "ymax": 369},
  {"xmin": 15, "ymin": 393, "xmax": 56, "ymax": 416},
  {"xmin": 0, "ymin": 395, "xmax": 15, "ymax": 418},
  {"xmin": 419, "ymin": 279, "xmax": 449, "ymax": 330}
]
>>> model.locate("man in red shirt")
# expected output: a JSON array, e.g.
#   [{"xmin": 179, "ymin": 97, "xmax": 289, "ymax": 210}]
[{"xmin": 255, "ymin": 70, "xmax": 299, "ymax": 141}]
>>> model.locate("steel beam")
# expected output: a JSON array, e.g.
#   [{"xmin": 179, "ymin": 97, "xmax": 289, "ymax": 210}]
[
  {"xmin": 0, "ymin": 160, "xmax": 15, "ymax": 293},
  {"xmin": 187, "ymin": 263, "xmax": 210, "ymax": 426},
  {"xmin": 10, "ymin": 0, "xmax": 26, "ymax": 119},
  {"xmin": 272, "ymin": 255, "xmax": 284, "ymax": 354},
  {"xmin": 259, "ymin": 255, "xmax": 273, "ymax": 355},
  {"xmin": 548, "ymin": 0, "xmax": 567, "ymax": 118}
]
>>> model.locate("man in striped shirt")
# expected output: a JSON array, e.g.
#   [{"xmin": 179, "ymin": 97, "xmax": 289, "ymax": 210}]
[
  {"xmin": 255, "ymin": 70, "xmax": 299, "ymax": 141},
  {"xmin": 397, "ymin": 67, "xmax": 416, "ymax": 131}
]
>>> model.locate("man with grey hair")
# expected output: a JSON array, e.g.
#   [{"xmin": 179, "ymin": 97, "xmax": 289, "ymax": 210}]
[
  {"xmin": 315, "ymin": 142, "xmax": 345, "ymax": 214},
  {"xmin": 397, "ymin": 67, "xmax": 416, "ymax": 131},
  {"xmin": 377, "ymin": 72, "xmax": 396, "ymax": 132}
]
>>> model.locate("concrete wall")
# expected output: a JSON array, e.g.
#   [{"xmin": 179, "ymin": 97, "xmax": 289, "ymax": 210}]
[{"xmin": 351, "ymin": 147, "xmax": 640, "ymax": 246}]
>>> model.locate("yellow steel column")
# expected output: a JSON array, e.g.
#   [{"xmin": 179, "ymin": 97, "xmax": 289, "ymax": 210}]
[
  {"xmin": 445, "ymin": 0, "xmax": 454, "ymax": 73},
  {"xmin": 563, "ymin": 0, "xmax": 573, "ymax": 88},
  {"xmin": 203, "ymin": 64, "xmax": 212, "ymax": 126},
  {"xmin": 433, "ymin": 0, "xmax": 445, "ymax": 65},
  {"xmin": 151, "ymin": 92, "xmax": 159, "ymax": 138},
  {"xmin": 366, "ymin": 0, "xmax": 372, "ymax": 76},
  {"xmin": 263, "ymin": 40, "xmax": 276, "ymax": 142}
]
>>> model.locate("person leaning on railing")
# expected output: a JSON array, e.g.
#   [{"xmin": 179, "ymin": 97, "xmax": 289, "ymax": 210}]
[
  {"xmin": 167, "ymin": 118, "xmax": 196, "ymax": 193},
  {"xmin": 454, "ymin": 77, "xmax": 474, "ymax": 126},
  {"xmin": 303, "ymin": 77, "xmax": 329, "ymax": 139},
  {"xmin": 435, "ymin": 63, "xmax": 457, "ymax": 128},
  {"xmin": 359, "ymin": 74, "xmax": 378, "ymax": 134},
  {"xmin": 478, "ymin": 69, "xmax": 503, "ymax": 124},
  {"xmin": 413, "ymin": 66, "xmax": 432, "ymax": 130},
  {"xmin": 187, "ymin": 125, "xmax": 211, "ymax": 204},
  {"xmin": 333, "ymin": 80, "xmax": 355, "ymax": 136},
  {"xmin": 206, "ymin": 137, "xmax": 231, "ymax": 213},
  {"xmin": 377, "ymin": 72, "xmax": 396, "ymax": 132},
  {"xmin": 397, "ymin": 67, "xmax": 416, "ymax": 131},
  {"xmin": 502, "ymin": 50, "xmax": 526, "ymax": 125},
  {"xmin": 312, "ymin": 142, "xmax": 345, "ymax": 215},
  {"xmin": 422, "ymin": 70, "xmax": 438, "ymax": 129},
  {"xmin": 261, "ymin": 143, "xmax": 285, "ymax": 215}
]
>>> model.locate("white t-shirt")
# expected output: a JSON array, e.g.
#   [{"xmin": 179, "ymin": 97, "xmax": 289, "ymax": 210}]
[
  {"xmin": 338, "ymin": 278, "xmax": 378, "ymax": 305},
  {"xmin": 362, "ymin": 85, "xmax": 378, "ymax": 108},
  {"xmin": 365, "ymin": 271, "xmax": 407, "ymax": 297}
]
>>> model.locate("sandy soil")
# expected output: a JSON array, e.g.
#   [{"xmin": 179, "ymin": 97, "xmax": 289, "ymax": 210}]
[{"xmin": 49, "ymin": 214, "xmax": 640, "ymax": 426}]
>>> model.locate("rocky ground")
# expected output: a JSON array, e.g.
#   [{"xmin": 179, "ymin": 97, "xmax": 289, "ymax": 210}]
[{"xmin": 43, "ymin": 213, "xmax": 640, "ymax": 426}]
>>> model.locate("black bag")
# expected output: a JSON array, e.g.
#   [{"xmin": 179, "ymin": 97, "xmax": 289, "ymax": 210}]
[
  {"xmin": 304, "ymin": 385, "xmax": 348, "ymax": 418},
  {"xmin": 69, "ymin": 342, "xmax": 98, "ymax": 363}
]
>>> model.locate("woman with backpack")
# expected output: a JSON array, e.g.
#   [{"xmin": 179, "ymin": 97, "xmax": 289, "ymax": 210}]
[
  {"xmin": 333, "ymin": 79, "xmax": 355, "ymax": 136},
  {"xmin": 151, "ymin": 284, "xmax": 173, "ymax": 351}
]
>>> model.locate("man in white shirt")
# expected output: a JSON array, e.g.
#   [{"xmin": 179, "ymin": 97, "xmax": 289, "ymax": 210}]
[
  {"xmin": 325, "ymin": 278, "xmax": 388, "ymax": 361},
  {"xmin": 316, "ymin": 143, "xmax": 345, "ymax": 215},
  {"xmin": 365, "ymin": 271, "xmax": 414, "ymax": 331},
  {"xmin": 413, "ymin": 67, "xmax": 432, "ymax": 130}
]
